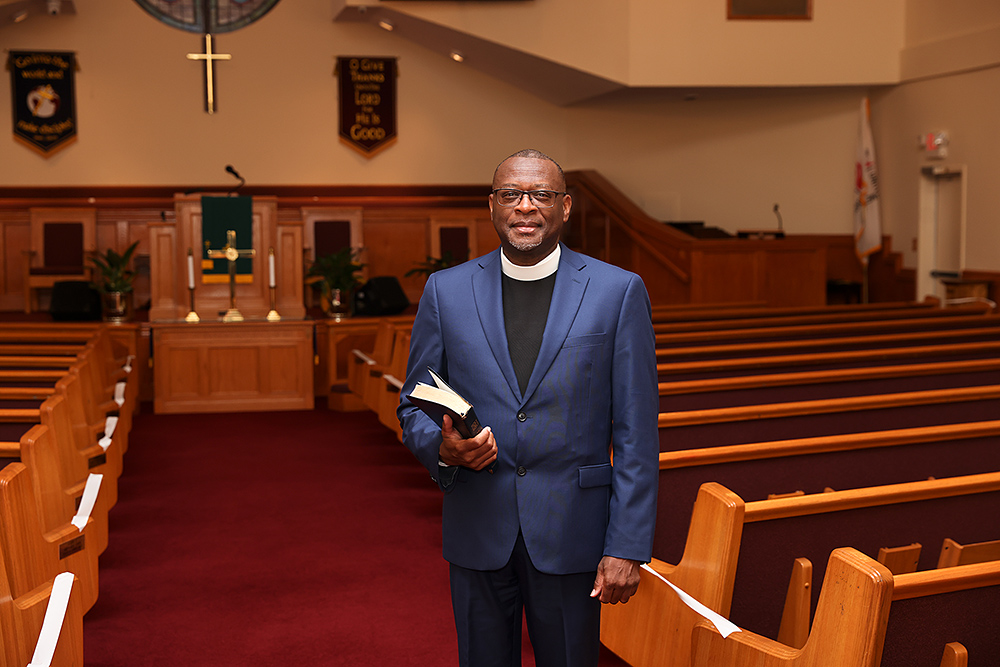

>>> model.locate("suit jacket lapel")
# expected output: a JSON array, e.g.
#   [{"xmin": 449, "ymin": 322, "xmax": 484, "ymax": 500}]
[
  {"xmin": 472, "ymin": 250, "xmax": 522, "ymax": 401},
  {"xmin": 520, "ymin": 245, "xmax": 589, "ymax": 405}
]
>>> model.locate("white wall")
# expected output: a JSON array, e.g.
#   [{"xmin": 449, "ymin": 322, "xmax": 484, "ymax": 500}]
[
  {"xmin": 2, "ymin": 0, "xmax": 997, "ymax": 275},
  {"xmin": 370, "ymin": 0, "xmax": 904, "ymax": 86},
  {"xmin": 0, "ymin": 1, "xmax": 567, "ymax": 187},
  {"xmin": 871, "ymin": 0, "xmax": 1000, "ymax": 271}
]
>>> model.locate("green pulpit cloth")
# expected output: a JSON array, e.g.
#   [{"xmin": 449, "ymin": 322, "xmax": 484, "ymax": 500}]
[{"xmin": 201, "ymin": 196, "xmax": 253, "ymax": 284}]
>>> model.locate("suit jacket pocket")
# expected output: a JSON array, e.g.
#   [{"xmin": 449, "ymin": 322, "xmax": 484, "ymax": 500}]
[
  {"xmin": 563, "ymin": 333, "xmax": 606, "ymax": 349},
  {"xmin": 578, "ymin": 463, "xmax": 613, "ymax": 488}
]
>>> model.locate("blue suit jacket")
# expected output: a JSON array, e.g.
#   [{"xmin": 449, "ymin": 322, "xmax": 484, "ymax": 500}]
[{"xmin": 398, "ymin": 244, "xmax": 659, "ymax": 575}]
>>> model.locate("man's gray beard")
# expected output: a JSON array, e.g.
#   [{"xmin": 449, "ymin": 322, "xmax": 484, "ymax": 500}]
[{"xmin": 506, "ymin": 233, "xmax": 542, "ymax": 253}]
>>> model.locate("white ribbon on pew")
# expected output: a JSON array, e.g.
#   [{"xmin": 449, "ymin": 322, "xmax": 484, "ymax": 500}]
[
  {"xmin": 71, "ymin": 474, "xmax": 103, "ymax": 531},
  {"xmin": 114, "ymin": 381, "xmax": 127, "ymax": 407},
  {"xmin": 352, "ymin": 349, "xmax": 377, "ymax": 366},
  {"xmin": 27, "ymin": 571, "xmax": 75, "ymax": 667},
  {"xmin": 123, "ymin": 354, "xmax": 135, "ymax": 374},
  {"xmin": 99, "ymin": 415, "xmax": 119, "ymax": 451},
  {"xmin": 640, "ymin": 563, "xmax": 741, "ymax": 639}
]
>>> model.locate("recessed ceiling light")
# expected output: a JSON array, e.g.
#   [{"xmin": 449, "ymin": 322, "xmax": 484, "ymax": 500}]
[
  {"xmin": 378, "ymin": 19, "xmax": 394, "ymax": 31},
  {"xmin": 13, "ymin": 9, "xmax": 29, "ymax": 22},
  {"xmin": 449, "ymin": 50, "xmax": 464, "ymax": 63}
]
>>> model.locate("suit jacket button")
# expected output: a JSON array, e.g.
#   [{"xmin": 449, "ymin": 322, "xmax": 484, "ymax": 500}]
[
  {"xmin": 517, "ymin": 411, "xmax": 527, "ymax": 422},
  {"xmin": 517, "ymin": 466, "xmax": 527, "ymax": 476}
]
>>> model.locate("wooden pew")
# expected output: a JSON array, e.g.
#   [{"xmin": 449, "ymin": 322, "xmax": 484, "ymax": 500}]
[
  {"xmin": 656, "ymin": 322, "xmax": 1000, "ymax": 363},
  {"xmin": 0, "ymin": 561, "xmax": 83, "ymax": 667},
  {"xmin": 0, "ymin": 462, "xmax": 100, "ymax": 614},
  {"xmin": 659, "ymin": 357, "xmax": 1000, "ymax": 412},
  {"xmin": 649, "ymin": 300, "xmax": 936, "ymax": 325},
  {"xmin": 347, "ymin": 317, "xmax": 414, "ymax": 412},
  {"xmin": 601, "ymin": 473, "xmax": 1000, "ymax": 667},
  {"xmin": 657, "ymin": 339, "xmax": 1000, "ymax": 381},
  {"xmin": 652, "ymin": 420, "xmax": 1000, "ymax": 566},
  {"xmin": 0, "ymin": 374, "xmax": 122, "ymax": 510},
  {"xmin": 651, "ymin": 302, "xmax": 988, "ymax": 334},
  {"xmin": 378, "ymin": 329, "xmax": 411, "ymax": 440},
  {"xmin": 658, "ymin": 384, "xmax": 1000, "ymax": 450},
  {"xmin": 654, "ymin": 312, "xmax": 1000, "ymax": 347},
  {"xmin": 689, "ymin": 548, "xmax": 998, "ymax": 667},
  {"xmin": 18, "ymin": 420, "xmax": 110, "ymax": 557},
  {"xmin": 937, "ymin": 537, "xmax": 1000, "ymax": 568}
]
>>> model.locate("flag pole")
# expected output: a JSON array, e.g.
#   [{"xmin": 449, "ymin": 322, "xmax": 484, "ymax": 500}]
[{"xmin": 862, "ymin": 259, "xmax": 870, "ymax": 304}]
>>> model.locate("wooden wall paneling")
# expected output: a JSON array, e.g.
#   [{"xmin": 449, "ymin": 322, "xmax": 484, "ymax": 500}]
[
  {"xmin": 690, "ymin": 248, "xmax": 761, "ymax": 304},
  {"xmin": 148, "ymin": 220, "xmax": 178, "ymax": 321},
  {"xmin": 152, "ymin": 321, "xmax": 314, "ymax": 413},
  {"xmin": 476, "ymin": 218, "xmax": 500, "ymax": 258},
  {"xmin": 761, "ymin": 245, "xmax": 826, "ymax": 306},
  {"xmin": 275, "ymin": 219, "xmax": 305, "ymax": 319},
  {"xmin": 362, "ymin": 209, "xmax": 433, "ymax": 303},
  {"xmin": 1, "ymin": 218, "xmax": 29, "ymax": 311}
]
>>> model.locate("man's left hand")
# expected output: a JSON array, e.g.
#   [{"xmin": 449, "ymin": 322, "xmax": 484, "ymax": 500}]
[{"xmin": 590, "ymin": 556, "xmax": 641, "ymax": 604}]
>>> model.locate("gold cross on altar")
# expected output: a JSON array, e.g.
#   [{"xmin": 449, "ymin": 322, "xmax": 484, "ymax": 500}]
[
  {"xmin": 206, "ymin": 229, "xmax": 256, "ymax": 322},
  {"xmin": 186, "ymin": 33, "xmax": 231, "ymax": 115}
]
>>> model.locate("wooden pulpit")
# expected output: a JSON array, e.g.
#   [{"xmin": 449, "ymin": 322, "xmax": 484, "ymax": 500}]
[
  {"xmin": 148, "ymin": 194, "xmax": 305, "ymax": 321},
  {"xmin": 148, "ymin": 194, "xmax": 313, "ymax": 414}
]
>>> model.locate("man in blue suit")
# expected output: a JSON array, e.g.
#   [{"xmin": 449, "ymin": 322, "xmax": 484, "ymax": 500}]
[{"xmin": 398, "ymin": 149, "xmax": 659, "ymax": 667}]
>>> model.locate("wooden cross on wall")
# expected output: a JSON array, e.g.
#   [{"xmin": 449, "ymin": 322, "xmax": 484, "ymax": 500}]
[{"xmin": 186, "ymin": 33, "xmax": 231, "ymax": 115}]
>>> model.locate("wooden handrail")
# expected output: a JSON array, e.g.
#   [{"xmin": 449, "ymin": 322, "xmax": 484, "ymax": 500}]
[
  {"xmin": 656, "ymin": 340, "xmax": 1000, "ymax": 376},
  {"xmin": 892, "ymin": 560, "xmax": 1000, "ymax": 600},
  {"xmin": 658, "ymin": 357, "xmax": 1000, "ymax": 396},
  {"xmin": 611, "ymin": 216, "xmax": 691, "ymax": 283},
  {"xmin": 743, "ymin": 471, "xmax": 1000, "ymax": 523},
  {"xmin": 567, "ymin": 170, "xmax": 691, "ymax": 283},
  {"xmin": 659, "ymin": 420, "xmax": 1000, "ymax": 469},
  {"xmin": 658, "ymin": 384, "xmax": 1000, "ymax": 427}
]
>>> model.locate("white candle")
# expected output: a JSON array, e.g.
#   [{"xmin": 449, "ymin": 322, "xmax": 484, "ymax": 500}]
[
  {"xmin": 187, "ymin": 253, "xmax": 195, "ymax": 289},
  {"xmin": 268, "ymin": 251, "xmax": 276, "ymax": 288}
]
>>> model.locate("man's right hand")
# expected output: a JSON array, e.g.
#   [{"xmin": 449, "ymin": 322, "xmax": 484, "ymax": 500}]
[{"xmin": 439, "ymin": 415, "xmax": 497, "ymax": 471}]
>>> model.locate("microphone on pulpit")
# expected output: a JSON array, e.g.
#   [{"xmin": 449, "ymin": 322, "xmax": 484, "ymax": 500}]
[{"xmin": 226, "ymin": 164, "xmax": 245, "ymax": 195}]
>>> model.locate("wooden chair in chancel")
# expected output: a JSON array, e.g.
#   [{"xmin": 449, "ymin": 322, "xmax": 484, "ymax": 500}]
[{"xmin": 22, "ymin": 208, "xmax": 97, "ymax": 314}]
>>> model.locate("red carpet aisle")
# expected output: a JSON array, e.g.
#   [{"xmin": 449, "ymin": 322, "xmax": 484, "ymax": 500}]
[{"xmin": 83, "ymin": 406, "xmax": 629, "ymax": 666}]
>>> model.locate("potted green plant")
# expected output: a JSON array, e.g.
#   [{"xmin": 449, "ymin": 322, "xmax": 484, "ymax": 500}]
[
  {"xmin": 404, "ymin": 250, "xmax": 468, "ymax": 278},
  {"xmin": 89, "ymin": 241, "xmax": 139, "ymax": 322},
  {"xmin": 307, "ymin": 247, "xmax": 365, "ymax": 320}
]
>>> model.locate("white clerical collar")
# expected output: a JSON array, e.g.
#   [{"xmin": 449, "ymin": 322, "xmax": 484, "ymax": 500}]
[{"xmin": 501, "ymin": 244, "xmax": 561, "ymax": 281}]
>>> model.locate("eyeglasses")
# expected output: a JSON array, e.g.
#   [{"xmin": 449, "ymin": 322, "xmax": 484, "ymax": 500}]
[{"xmin": 492, "ymin": 189, "xmax": 566, "ymax": 208}]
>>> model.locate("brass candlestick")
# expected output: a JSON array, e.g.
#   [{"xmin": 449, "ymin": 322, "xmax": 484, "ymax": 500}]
[
  {"xmin": 266, "ymin": 247, "xmax": 280, "ymax": 321},
  {"xmin": 185, "ymin": 286, "xmax": 200, "ymax": 322},
  {"xmin": 185, "ymin": 248, "xmax": 200, "ymax": 322},
  {"xmin": 266, "ymin": 285, "xmax": 280, "ymax": 321}
]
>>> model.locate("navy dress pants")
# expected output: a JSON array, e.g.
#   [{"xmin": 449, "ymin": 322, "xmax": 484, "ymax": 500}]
[{"xmin": 449, "ymin": 531, "xmax": 601, "ymax": 667}]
